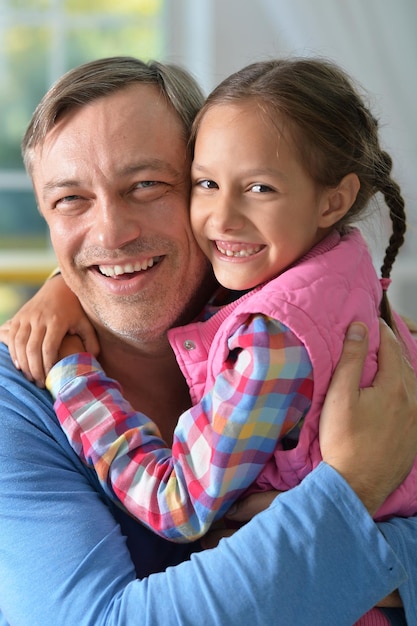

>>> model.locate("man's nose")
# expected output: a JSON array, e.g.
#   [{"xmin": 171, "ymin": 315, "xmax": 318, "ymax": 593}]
[{"xmin": 92, "ymin": 197, "xmax": 142, "ymax": 249}]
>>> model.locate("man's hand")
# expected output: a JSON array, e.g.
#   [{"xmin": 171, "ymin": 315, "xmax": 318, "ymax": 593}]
[
  {"xmin": 320, "ymin": 320, "xmax": 417, "ymax": 515},
  {"xmin": 224, "ymin": 321, "xmax": 417, "ymax": 530}
]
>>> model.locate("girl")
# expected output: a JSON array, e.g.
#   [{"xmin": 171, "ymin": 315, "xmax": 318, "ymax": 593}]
[{"xmin": 5, "ymin": 58, "xmax": 417, "ymax": 623}]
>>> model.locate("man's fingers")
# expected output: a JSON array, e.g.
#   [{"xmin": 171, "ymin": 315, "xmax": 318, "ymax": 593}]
[
  {"xmin": 374, "ymin": 320, "xmax": 414, "ymax": 390},
  {"xmin": 327, "ymin": 322, "xmax": 368, "ymax": 398},
  {"xmin": 321, "ymin": 318, "xmax": 417, "ymax": 513},
  {"xmin": 319, "ymin": 322, "xmax": 368, "ymax": 472}
]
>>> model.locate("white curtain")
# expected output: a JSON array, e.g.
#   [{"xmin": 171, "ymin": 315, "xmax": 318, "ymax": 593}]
[{"xmin": 171, "ymin": 0, "xmax": 417, "ymax": 318}]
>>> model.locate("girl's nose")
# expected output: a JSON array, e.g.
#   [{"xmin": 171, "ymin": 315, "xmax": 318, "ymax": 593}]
[{"xmin": 209, "ymin": 195, "xmax": 245, "ymax": 233}]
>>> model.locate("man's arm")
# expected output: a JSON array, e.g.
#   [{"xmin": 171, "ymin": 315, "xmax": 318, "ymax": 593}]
[
  {"xmin": 0, "ymin": 322, "xmax": 416, "ymax": 625},
  {"xmin": 321, "ymin": 320, "xmax": 417, "ymax": 622},
  {"xmin": 0, "ymin": 366, "xmax": 406, "ymax": 625},
  {"xmin": 227, "ymin": 321, "xmax": 417, "ymax": 623}
]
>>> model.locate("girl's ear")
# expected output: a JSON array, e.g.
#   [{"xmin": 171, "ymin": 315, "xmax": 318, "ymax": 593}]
[{"xmin": 319, "ymin": 173, "xmax": 360, "ymax": 228}]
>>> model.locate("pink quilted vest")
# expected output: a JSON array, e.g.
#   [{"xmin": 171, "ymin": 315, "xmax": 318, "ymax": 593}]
[{"xmin": 168, "ymin": 228, "xmax": 417, "ymax": 521}]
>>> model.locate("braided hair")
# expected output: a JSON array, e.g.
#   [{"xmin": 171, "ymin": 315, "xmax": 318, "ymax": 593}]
[{"xmin": 191, "ymin": 57, "xmax": 406, "ymax": 332}]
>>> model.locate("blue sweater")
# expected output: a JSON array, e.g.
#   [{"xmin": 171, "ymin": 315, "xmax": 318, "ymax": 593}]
[{"xmin": 0, "ymin": 343, "xmax": 415, "ymax": 625}]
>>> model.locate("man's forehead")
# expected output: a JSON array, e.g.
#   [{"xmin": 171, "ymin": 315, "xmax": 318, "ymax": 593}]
[
  {"xmin": 38, "ymin": 83, "xmax": 181, "ymax": 151},
  {"xmin": 33, "ymin": 87, "xmax": 187, "ymax": 180}
]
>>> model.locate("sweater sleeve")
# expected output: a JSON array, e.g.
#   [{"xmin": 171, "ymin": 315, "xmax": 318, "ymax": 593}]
[
  {"xmin": 46, "ymin": 316, "xmax": 313, "ymax": 542},
  {"xmin": 0, "ymin": 346, "xmax": 411, "ymax": 626},
  {"xmin": 378, "ymin": 517, "xmax": 417, "ymax": 623}
]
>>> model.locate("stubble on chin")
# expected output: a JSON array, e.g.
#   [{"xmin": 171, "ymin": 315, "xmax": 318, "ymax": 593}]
[
  {"xmin": 79, "ymin": 282, "xmax": 193, "ymax": 346},
  {"xmin": 72, "ymin": 242, "xmax": 214, "ymax": 344}
]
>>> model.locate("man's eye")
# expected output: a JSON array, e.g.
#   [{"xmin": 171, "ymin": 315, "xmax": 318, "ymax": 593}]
[
  {"xmin": 58, "ymin": 195, "xmax": 80, "ymax": 203},
  {"xmin": 250, "ymin": 184, "xmax": 273, "ymax": 193},
  {"xmin": 54, "ymin": 195, "xmax": 82, "ymax": 208},
  {"xmin": 51, "ymin": 194, "xmax": 87, "ymax": 215},
  {"xmin": 136, "ymin": 181, "xmax": 158, "ymax": 188}
]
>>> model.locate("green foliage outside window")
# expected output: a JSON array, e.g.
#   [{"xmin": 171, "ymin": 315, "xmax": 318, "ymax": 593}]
[{"xmin": 0, "ymin": 0, "xmax": 165, "ymax": 250}]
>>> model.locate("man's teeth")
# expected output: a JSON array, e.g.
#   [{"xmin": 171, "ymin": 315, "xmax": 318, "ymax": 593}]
[
  {"xmin": 98, "ymin": 257, "xmax": 160, "ymax": 277},
  {"xmin": 216, "ymin": 243, "xmax": 262, "ymax": 258}
]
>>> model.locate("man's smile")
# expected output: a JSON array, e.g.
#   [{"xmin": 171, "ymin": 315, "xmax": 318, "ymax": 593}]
[{"xmin": 97, "ymin": 256, "xmax": 162, "ymax": 277}]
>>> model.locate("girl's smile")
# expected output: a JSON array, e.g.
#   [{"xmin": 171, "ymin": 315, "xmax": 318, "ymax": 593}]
[{"xmin": 190, "ymin": 101, "xmax": 339, "ymax": 291}]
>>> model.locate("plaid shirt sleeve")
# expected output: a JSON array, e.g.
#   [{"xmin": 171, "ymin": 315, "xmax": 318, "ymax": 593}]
[{"xmin": 46, "ymin": 315, "xmax": 313, "ymax": 542}]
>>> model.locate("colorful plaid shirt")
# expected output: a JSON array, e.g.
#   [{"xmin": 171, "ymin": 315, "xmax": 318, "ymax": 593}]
[{"xmin": 46, "ymin": 315, "xmax": 313, "ymax": 542}]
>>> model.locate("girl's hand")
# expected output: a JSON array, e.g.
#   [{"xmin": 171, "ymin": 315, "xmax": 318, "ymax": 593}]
[{"xmin": 0, "ymin": 274, "xmax": 99, "ymax": 387}]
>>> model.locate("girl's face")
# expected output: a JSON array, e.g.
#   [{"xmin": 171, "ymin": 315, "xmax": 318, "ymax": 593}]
[{"xmin": 190, "ymin": 101, "xmax": 336, "ymax": 291}]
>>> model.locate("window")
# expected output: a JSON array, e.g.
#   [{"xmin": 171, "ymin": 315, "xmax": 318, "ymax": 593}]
[{"xmin": 0, "ymin": 0, "xmax": 166, "ymax": 321}]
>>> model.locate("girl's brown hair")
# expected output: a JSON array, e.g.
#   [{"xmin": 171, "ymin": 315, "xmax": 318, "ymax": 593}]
[{"xmin": 191, "ymin": 57, "xmax": 406, "ymax": 332}]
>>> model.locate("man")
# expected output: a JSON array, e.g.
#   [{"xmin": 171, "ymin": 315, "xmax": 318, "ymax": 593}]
[{"xmin": 0, "ymin": 56, "xmax": 416, "ymax": 625}]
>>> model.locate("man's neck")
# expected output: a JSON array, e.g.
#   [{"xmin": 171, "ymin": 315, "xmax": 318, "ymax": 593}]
[{"xmin": 97, "ymin": 333, "xmax": 191, "ymax": 445}]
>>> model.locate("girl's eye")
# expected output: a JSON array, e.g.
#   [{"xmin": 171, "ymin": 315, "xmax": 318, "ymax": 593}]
[
  {"xmin": 250, "ymin": 183, "xmax": 273, "ymax": 193},
  {"xmin": 197, "ymin": 179, "xmax": 218, "ymax": 190}
]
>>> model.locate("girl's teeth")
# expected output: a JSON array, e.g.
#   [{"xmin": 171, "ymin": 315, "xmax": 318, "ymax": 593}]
[{"xmin": 217, "ymin": 244, "xmax": 262, "ymax": 257}]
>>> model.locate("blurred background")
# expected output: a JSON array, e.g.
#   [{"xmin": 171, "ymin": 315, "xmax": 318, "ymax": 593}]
[{"xmin": 0, "ymin": 0, "xmax": 416, "ymax": 323}]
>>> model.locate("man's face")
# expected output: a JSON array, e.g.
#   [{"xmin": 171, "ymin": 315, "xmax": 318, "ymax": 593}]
[{"xmin": 32, "ymin": 84, "xmax": 211, "ymax": 344}]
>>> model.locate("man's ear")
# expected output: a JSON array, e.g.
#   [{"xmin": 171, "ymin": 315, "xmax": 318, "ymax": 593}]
[{"xmin": 319, "ymin": 173, "xmax": 360, "ymax": 228}]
